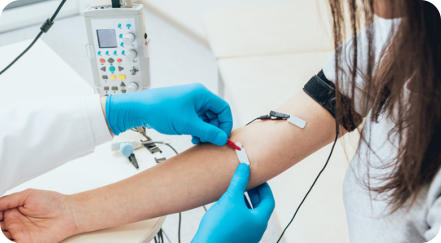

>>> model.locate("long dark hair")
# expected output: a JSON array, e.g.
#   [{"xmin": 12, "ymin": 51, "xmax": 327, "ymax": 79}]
[{"xmin": 330, "ymin": 0, "xmax": 441, "ymax": 210}]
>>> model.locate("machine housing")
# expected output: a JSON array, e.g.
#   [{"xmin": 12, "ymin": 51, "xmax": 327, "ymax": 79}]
[{"xmin": 84, "ymin": 4, "xmax": 150, "ymax": 95}]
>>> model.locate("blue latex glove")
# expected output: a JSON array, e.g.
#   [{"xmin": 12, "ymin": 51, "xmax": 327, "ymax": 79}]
[
  {"xmin": 192, "ymin": 163, "xmax": 275, "ymax": 243},
  {"xmin": 105, "ymin": 83, "xmax": 233, "ymax": 146}
]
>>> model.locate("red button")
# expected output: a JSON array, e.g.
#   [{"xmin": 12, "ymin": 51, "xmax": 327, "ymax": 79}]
[
  {"xmin": 99, "ymin": 58, "xmax": 106, "ymax": 64},
  {"xmin": 117, "ymin": 58, "xmax": 123, "ymax": 63}
]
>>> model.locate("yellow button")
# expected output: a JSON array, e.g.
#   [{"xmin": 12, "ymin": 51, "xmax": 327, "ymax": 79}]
[
  {"xmin": 118, "ymin": 75, "xmax": 126, "ymax": 80},
  {"xmin": 110, "ymin": 75, "xmax": 117, "ymax": 80}
]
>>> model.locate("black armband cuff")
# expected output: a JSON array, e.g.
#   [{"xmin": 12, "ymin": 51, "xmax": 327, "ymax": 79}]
[{"xmin": 303, "ymin": 70, "xmax": 362, "ymax": 131}]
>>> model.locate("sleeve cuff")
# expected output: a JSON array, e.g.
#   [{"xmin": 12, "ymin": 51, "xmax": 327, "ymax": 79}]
[{"xmin": 84, "ymin": 95, "xmax": 113, "ymax": 145}]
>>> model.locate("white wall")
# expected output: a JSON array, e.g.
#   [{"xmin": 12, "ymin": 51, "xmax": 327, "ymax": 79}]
[{"xmin": 0, "ymin": 0, "xmax": 89, "ymax": 33}]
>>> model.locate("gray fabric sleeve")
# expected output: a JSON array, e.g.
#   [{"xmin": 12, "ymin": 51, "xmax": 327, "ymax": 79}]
[{"xmin": 424, "ymin": 169, "xmax": 441, "ymax": 241}]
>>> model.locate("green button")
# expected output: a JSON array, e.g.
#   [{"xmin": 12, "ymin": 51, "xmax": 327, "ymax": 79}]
[{"xmin": 109, "ymin": 66, "xmax": 116, "ymax": 73}]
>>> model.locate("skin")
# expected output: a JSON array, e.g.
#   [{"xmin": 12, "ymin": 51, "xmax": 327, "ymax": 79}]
[{"xmin": 0, "ymin": 1, "xmax": 405, "ymax": 242}]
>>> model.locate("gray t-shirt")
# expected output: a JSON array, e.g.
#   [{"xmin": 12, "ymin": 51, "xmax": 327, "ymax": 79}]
[{"xmin": 323, "ymin": 18, "xmax": 441, "ymax": 242}]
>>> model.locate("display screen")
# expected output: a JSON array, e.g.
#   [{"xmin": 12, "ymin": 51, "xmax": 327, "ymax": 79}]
[{"xmin": 97, "ymin": 29, "xmax": 117, "ymax": 48}]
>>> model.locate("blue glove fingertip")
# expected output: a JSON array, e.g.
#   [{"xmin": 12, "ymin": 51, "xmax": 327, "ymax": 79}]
[
  {"xmin": 192, "ymin": 137, "xmax": 201, "ymax": 144},
  {"xmin": 226, "ymin": 163, "xmax": 250, "ymax": 196},
  {"xmin": 213, "ymin": 130, "xmax": 228, "ymax": 146},
  {"xmin": 253, "ymin": 183, "xmax": 275, "ymax": 220}
]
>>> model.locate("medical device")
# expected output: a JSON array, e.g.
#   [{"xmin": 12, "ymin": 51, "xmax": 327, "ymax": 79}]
[{"xmin": 83, "ymin": 2, "xmax": 150, "ymax": 95}]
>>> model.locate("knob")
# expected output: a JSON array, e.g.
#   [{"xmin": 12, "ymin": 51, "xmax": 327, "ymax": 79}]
[
  {"xmin": 119, "ymin": 143, "xmax": 134, "ymax": 158},
  {"xmin": 126, "ymin": 49, "xmax": 137, "ymax": 60},
  {"xmin": 127, "ymin": 82, "xmax": 140, "ymax": 92},
  {"xmin": 122, "ymin": 32, "xmax": 136, "ymax": 43}
]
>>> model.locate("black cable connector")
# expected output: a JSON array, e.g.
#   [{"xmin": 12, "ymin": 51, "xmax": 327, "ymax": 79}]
[
  {"xmin": 246, "ymin": 110, "xmax": 291, "ymax": 125},
  {"xmin": 40, "ymin": 19, "xmax": 54, "ymax": 33}
]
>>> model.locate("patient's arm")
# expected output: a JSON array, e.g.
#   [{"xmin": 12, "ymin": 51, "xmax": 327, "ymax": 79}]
[
  {"xmin": 69, "ymin": 90, "xmax": 343, "ymax": 235},
  {"xmin": 0, "ymin": 91, "xmax": 343, "ymax": 242}
]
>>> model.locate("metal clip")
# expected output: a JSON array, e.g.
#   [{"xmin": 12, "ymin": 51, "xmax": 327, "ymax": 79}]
[{"xmin": 269, "ymin": 110, "xmax": 290, "ymax": 120}]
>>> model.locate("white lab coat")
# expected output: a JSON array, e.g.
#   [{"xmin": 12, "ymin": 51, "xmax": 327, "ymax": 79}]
[{"xmin": 0, "ymin": 95, "xmax": 112, "ymax": 195}]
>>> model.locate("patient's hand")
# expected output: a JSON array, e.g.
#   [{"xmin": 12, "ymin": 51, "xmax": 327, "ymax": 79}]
[{"xmin": 0, "ymin": 189, "xmax": 77, "ymax": 243}]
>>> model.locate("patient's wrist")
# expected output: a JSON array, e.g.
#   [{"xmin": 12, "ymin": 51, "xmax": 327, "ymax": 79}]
[
  {"xmin": 66, "ymin": 189, "xmax": 125, "ymax": 236},
  {"xmin": 66, "ymin": 193, "xmax": 99, "ymax": 236}
]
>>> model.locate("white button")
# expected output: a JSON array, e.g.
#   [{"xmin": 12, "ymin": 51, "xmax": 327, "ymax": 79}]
[
  {"xmin": 126, "ymin": 49, "xmax": 138, "ymax": 60},
  {"xmin": 123, "ymin": 32, "xmax": 136, "ymax": 43},
  {"xmin": 127, "ymin": 82, "xmax": 139, "ymax": 92}
]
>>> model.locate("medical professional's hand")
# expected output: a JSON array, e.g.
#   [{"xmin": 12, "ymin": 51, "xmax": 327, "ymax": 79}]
[
  {"xmin": 105, "ymin": 83, "xmax": 233, "ymax": 146},
  {"xmin": 0, "ymin": 189, "xmax": 77, "ymax": 243},
  {"xmin": 192, "ymin": 163, "xmax": 275, "ymax": 243}
]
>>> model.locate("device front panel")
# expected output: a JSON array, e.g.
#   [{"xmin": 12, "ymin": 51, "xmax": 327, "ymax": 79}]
[{"xmin": 90, "ymin": 16, "xmax": 148, "ymax": 95}]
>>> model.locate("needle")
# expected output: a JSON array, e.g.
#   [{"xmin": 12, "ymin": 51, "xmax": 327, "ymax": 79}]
[{"xmin": 227, "ymin": 140, "xmax": 242, "ymax": 151}]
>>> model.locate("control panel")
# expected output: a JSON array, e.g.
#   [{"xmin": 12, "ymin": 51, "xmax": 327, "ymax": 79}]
[{"xmin": 83, "ymin": 4, "xmax": 150, "ymax": 95}]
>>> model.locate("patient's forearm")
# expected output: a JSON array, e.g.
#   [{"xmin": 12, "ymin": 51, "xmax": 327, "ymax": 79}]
[{"xmin": 70, "ymin": 91, "xmax": 340, "ymax": 235}]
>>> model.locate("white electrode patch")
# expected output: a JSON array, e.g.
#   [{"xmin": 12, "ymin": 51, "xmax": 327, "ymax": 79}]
[
  {"xmin": 288, "ymin": 116, "xmax": 307, "ymax": 129},
  {"xmin": 233, "ymin": 142, "xmax": 253, "ymax": 208},
  {"xmin": 235, "ymin": 142, "xmax": 250, "ymax": 165}
]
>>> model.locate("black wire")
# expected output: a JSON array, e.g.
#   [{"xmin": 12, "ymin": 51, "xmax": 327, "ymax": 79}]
[
  {"xmin": 49, "ymin": 0, "xmax": 67, "ymax": 22},
  {"xmin": 246, "ymin": 115, "xmax": 272, "ymax": 126},
  {"xmin": 154, "ymin": 229, "xmax": 165, "ymax": 243},
  {"xmin": 0, "ymin": 31, "xmax": 43, "ymax": 76},
  {"xmin": 178, "ymin": 212, "xmax": 182, "ymax": 243},
  {"xmin": 276, "ymin": 121, "xmax": 339, "ymax": 243},
  {"xmin": 158, "ymin": 142, "xmax": 179, "ymax": 155},
  {"xmin": 158, "ymin": 229, "xmax": 164, "ymax": 243},
  {"xmin": 246, "ymin": 118, "xmax": 259, "ymax": 126},
  {"xmin": 0, "ymin": 0, "xmax": 67, "ymax": 76}
]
